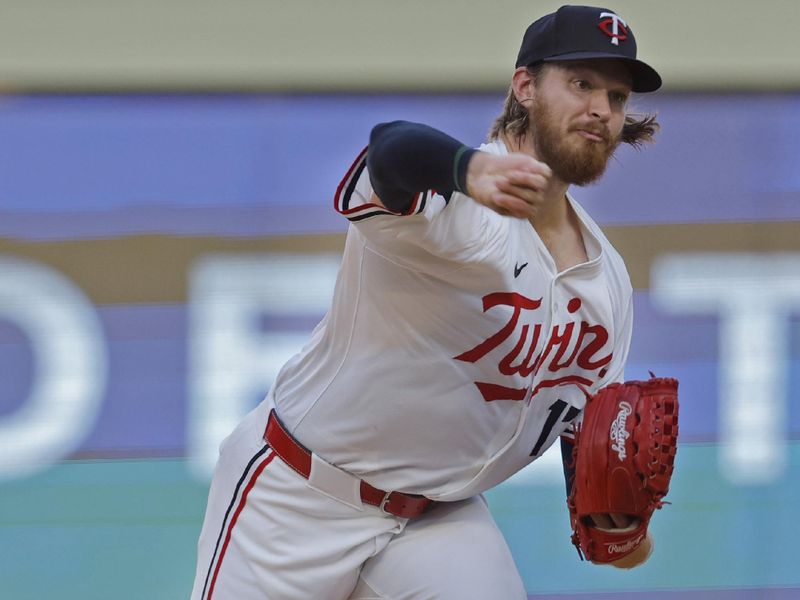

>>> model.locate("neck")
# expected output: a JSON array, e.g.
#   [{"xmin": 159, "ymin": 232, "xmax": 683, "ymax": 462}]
[{"xmin": 501, "ymin": 133, "xmax": 571, "ymax": 230}]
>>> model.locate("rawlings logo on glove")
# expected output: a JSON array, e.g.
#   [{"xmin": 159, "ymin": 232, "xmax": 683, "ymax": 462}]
[
  {"xmin": 567, "ymin": 376, "xmax": 679, "ymax": 564},
  {"xmin": 609, "ymin": 401, "xmax": 632, "ymax": 460}
]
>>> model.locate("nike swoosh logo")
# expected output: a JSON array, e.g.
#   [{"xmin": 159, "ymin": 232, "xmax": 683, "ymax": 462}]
[{"xmin": 514, "ymin": 262, "xmax": 528, "ymax": 278}]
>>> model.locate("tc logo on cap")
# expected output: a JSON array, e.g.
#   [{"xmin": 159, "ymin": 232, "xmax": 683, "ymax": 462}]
[{"xmin": 598, "ymin": 11, "xmax": 628, "ymax": 46}]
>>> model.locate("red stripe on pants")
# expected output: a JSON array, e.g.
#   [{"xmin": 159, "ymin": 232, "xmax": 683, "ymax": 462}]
[{"xmin": 206, "ymin": 451, "xmax": 277, "ymax": 599}]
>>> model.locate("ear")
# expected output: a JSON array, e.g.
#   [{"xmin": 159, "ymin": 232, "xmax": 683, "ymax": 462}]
[{"xmin": 511, "ymin": 66, "xmax": 536, "ymax": 103}]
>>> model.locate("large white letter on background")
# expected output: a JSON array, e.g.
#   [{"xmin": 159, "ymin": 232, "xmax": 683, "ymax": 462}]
[
  {"xmin": 0, "ymin": 255, "xmax": 107, "ymax": 480},
  {"xmin": 652, "ymin": 253, "xmax": 800, "ymax": 485},
  {"xmin": 188, "ymin": 253, "xmax": 340, "ymax": 479}
]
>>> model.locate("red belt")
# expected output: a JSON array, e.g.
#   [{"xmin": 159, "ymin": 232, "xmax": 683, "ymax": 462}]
[{"xmin": 264, "ymin": 409, "xmax": 435, "ymax": 519}]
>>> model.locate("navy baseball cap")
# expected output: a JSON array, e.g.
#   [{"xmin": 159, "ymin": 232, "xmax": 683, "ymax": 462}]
[{"xmin": 516, "ymin": 5, "xmax": 662, "ymax": 93}]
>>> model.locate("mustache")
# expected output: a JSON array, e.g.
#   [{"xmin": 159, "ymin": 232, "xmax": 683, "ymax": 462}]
[{"xmin": 571, "ymin": 124, "xmax": 612, "ymax": 143}]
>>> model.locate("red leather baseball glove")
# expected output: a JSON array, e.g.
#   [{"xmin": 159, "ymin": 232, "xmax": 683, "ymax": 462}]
[{"xmin": 567, "ymin": 376, "xmax": 679, "ymax": 563}]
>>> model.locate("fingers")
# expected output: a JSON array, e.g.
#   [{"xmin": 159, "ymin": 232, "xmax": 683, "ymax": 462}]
[
  {"xmin": 590, "ymin": 513, "xmax": 615, "ymax": 529},
  {"xmin": 504, "ymin": 153, "xmax": 553, "ymax": 180},
  {"xmin": 496, "ymin": 175, "xmax": 548, "ymax": 207},
  {"xmin": 492, "ymin": 195, "xmax": 535, "ymax": 219},
  {"xmin": 487, "ymin": 173, "xmax": 549, "ymax": 219},
  {"xmin": 590, "ymin": 513, "xmax": 638, "ymax": 530},
  {"xmin": 609, "ymin": 513, "xmax": 633, "ymax": 529},
  {"xmin": 465, "ymin": 152, "xmax": 553, "ymax": 219},
  {"xmin": 504, "ymin": 170, "xmax": 550, "ymax": 191},
  {"xmin": 491, "ymin": 156, "xmax": 551, "ymax": 218}
]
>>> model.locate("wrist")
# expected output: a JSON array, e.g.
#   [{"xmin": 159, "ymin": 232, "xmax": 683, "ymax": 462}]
[
  {"xmin": 607, "ymin": 531, "xmax": 653, "ymax": 569},
  {"xmin": 454, "ymin": 146, "xmax": 478, "ymax": 195},
  {"xmin": 463, "ymin": 150, "xmax": 489, "ymax": 198}
]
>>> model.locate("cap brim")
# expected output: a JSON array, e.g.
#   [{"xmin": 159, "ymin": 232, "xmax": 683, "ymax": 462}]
[{"xmin": 541, "ymin": 51, "xmax": 662, "ymax": 93}]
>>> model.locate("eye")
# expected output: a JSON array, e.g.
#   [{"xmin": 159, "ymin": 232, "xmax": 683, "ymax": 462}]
[
  {"xmin": 573, "ymin": 79, "xmax": 591, "ymax": 91},
  {"xmin": 608, "ymin": 92, "xmax": 628, "ymax": 106}
]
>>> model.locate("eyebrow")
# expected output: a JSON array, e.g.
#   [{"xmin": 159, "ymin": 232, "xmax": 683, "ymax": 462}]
[{"xmin": 561, "ymin": 63, "xmax": 633, "ymax": 89}]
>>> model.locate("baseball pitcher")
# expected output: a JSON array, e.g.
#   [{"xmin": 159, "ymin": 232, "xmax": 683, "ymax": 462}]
[{"xmin": 191, "ymin": 5, "xmax": 679, "ymax": 599}]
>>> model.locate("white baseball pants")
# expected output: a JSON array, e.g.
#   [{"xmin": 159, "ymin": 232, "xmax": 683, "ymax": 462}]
[{"xmin": 190, "ymin": 405, "xmax": 527, "ymax": 600}]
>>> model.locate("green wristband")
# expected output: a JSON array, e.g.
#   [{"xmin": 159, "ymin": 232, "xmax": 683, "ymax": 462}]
[{"xmin": 453, "ymin": 145, "xmax": 477, "ymax": 194}]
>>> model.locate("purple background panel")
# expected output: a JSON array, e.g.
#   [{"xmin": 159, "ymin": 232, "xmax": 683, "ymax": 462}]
[
  {"xmin": 1, "ymin": 93, "xmax": 799, "ymax": 240},
  {"xmin": 0, "ymin": 320, "xmax": 34, "ymax": 417},
  {"xmin": 79, "ymin": 304, "xmax": 188, "ymax": 456}
]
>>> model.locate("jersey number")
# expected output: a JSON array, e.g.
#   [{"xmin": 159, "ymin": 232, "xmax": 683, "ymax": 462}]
[{"xmin": 530, "ymin": 399, "xmax": 580, "ymax": 456}]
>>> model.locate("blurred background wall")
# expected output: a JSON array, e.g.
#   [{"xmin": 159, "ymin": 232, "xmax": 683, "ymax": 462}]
[
  {"xmin": 1, "ymin": 0, "xmax": 799, "ymax": 91},
  {"xmin": 0, "ymin": 1, "xmax": 798, "ymax": 599}
]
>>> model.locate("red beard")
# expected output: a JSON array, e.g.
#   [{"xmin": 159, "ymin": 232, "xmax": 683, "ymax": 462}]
[{"xmin": 530, "ymin": 98, "xmax": 621, "ymax": 186}]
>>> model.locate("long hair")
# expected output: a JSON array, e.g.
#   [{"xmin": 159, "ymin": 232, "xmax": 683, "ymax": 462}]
[{"xmin": 488, "ymin": 65, "xmax": 660, "ymax": 148}]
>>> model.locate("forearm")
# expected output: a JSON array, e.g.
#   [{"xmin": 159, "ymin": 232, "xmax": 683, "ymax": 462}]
[{"xmin": 367, "ymin": 121, "xmax": 476, "ymax": 212}]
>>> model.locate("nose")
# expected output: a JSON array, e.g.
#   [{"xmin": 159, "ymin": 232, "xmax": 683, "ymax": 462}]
[{"xmin": 588, "ymin": 91, "xmax": 612, "ymax": 122}]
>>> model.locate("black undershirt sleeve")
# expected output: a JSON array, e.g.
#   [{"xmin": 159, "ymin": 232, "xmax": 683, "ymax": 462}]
[{"xmin": 366, "ymin": 121, "xmax": 478, "ymax": 213}]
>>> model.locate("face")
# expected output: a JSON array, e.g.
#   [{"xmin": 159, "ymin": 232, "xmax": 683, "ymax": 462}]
[{"xmin": 528, "ymin": 60, "xmax": 632, "ymax": 185}]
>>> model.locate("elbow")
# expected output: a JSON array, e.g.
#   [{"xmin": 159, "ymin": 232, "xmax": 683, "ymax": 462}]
[
  {"xmin": 367, "ymin": 121, "xmax": 407, "ymax": 181},
  {"xmin": 366, "ymin": 121, "xmax": 415, "ymax": 212}
]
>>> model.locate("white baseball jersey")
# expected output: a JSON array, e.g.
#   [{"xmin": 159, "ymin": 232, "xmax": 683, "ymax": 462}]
[{"xmin": 267, "ymin": 138, "xmax": 633, "ymax": 501}]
